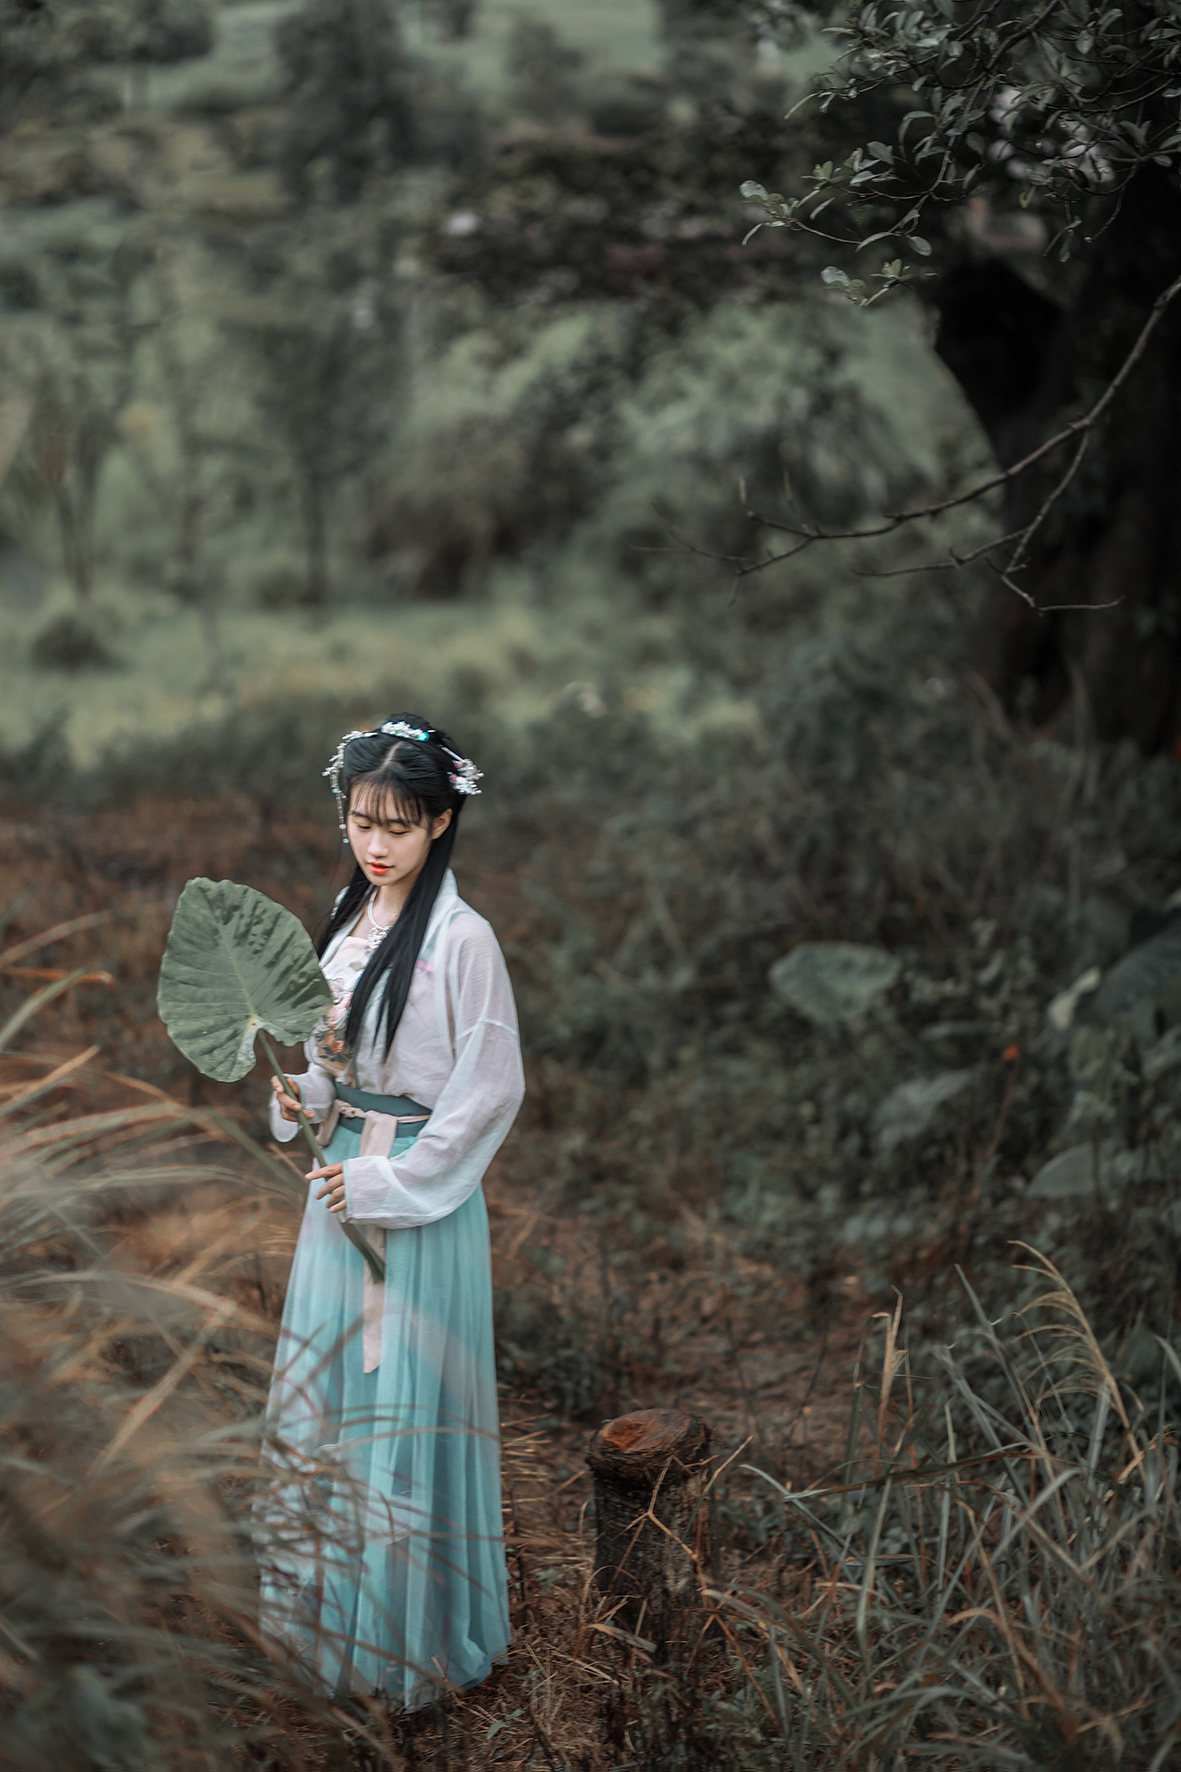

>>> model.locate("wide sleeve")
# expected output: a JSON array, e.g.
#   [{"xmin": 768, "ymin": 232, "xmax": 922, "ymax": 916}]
[
  {"xmin": 267, "ymin": 1052, "xmax": 336, "ymax": 1144},
  {"xmin": 269, "ymin": 892, "xmax": 347, "ymax": 1143},
  {"xmin": 341, "ymin": 915, "xmax": 525, "ymax": 1229}
]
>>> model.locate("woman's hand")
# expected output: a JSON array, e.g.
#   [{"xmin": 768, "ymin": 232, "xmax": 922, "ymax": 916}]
[
  {"xmin": 271, "ymin": 1074, "xmax": 303, "ymax": 1123},
  {"xmin": 311, "ymin": 1163, "xmax": 347, "ymax": 1214}
]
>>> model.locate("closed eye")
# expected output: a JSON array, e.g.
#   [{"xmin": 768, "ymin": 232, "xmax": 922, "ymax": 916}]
[{"xmin": 350, "ymin": 817, "xmax": 412, "ymax": 835}]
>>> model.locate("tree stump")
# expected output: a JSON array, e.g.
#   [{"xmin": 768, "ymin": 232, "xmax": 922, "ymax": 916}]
[{"xmin": 586, "ymin": 1409, "xmax": 712, "ymax": 1652}]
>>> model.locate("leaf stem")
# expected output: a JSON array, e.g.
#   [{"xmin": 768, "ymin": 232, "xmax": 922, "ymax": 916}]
[{"xmin": 257, "ymin": 1030, "xmax": 386, "ymax": 1284}]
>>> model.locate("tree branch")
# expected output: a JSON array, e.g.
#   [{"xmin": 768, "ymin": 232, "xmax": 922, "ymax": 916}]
[{"xmin": 691, "ymin": 268, "xmax": 1181, "ymax": 613}]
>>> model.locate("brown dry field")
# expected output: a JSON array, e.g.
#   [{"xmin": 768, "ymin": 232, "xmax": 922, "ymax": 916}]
[{"xmin": 0, "ymin": 799, "xmax": 931, "ymax": 1765}]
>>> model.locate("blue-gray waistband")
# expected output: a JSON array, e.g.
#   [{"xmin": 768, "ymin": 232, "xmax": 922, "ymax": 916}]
[{"xmin": 334, "ymin": 1081, "xmax": 431, "ymax": 1120}]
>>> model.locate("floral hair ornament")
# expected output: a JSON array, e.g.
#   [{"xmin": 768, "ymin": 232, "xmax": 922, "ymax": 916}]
[
  {"xmin": 444, "ymin": 752, "xmax": 483, "ymax": 796},
  {"xmin": 322, "ymin": 723, "xmax": 483, "ymax": 841},
  {"xmin": 379, "ymin": 719, "xmax": 482, "ymax": 798},
  {"xmin": 379, "ymin": 720, "xmax": 429, "ymax": 742},
  {"xmin": 377, "ymin": 721, "xmax": 483, "ymax": 796}
]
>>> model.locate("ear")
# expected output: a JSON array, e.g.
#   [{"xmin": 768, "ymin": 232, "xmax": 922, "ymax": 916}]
[{"xmin": 431, "ymin": 807, "xmax": 453, "ymax": 840}]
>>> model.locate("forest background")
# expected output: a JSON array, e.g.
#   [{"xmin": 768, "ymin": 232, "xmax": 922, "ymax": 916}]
[{"xmin": 5, "ymin": 0, "xmax": 1181, "ymax": 1764}]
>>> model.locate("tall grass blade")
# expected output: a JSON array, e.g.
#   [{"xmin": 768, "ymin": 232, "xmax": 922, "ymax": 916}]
[
  {"xmin": 854, "ymin": 1476, "xmax": 890, "ymax": 1680},
  {"xmin": 0, "ymin": 912, "xmax": 106, "ymax": 972},
  {"xmin": 0, "ymin": 969, "xmax": 96, "ymax": 1056}
]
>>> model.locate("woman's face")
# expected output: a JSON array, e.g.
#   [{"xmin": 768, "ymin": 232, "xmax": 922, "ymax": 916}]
[{"xmin": 346, "ymin": 787, "xmax": 452, "ymax": 894}]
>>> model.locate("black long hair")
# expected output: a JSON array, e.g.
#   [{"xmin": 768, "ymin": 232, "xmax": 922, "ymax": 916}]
[{"xmin": 317, "ymin": 716, "xmax": 468, "ymax": 1056}]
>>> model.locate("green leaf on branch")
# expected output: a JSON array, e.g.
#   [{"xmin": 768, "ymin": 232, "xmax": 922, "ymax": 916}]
[
  {"xmin": 821, "ymin": 266, "xmax": 867, "ymax": 300},
  {"xmin": 908, "ymin": 235, "xmax": 933, "ymax": 255},
  {"xmin": 157, "ymin": 878, "xmax": 333, "ymax": 1083},
  {"xmin": 899, "ymin": 111, "xmax": 933, "ymax": 143}
]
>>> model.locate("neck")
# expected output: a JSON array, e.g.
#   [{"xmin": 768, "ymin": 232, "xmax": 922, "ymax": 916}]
[{"xmin": 370, "ymin": 868, "xmax": 423, "ymax": 922}]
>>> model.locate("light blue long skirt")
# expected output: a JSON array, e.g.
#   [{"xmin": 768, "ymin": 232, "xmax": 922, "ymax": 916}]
[{"xmin": 257, "ymin": 1120, "xmax": 511, "ymax": 1708}]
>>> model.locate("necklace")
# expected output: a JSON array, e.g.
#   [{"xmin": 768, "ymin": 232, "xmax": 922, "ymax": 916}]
[{"xmin": 364, "ymin": 897, "xmax": 396, "ymax": 955}]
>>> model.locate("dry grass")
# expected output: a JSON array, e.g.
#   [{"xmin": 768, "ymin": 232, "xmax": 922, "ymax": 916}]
[{"xmin": 710, "ymin": 1262, "xmax": 1181, "ymax": 1767}]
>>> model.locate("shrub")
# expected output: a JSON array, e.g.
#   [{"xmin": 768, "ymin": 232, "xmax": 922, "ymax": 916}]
[
  {"xmin": 29, "ymin": 612, "xmax": 120, "ymax": 673},
  {"xmin": 504, "ymin": 16, "xmax": 586, "ymax": 128}
]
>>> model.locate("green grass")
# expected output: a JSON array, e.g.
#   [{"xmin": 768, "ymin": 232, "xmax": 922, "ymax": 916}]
[{"xmin": 0, "ymin": 565, "xmax": 758, "ymax": 765}]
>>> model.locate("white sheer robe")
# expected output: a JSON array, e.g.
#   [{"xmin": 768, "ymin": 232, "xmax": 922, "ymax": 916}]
[{"xmin": 269, "ymin": 870, "xmax": 524, "ymax": 1228}]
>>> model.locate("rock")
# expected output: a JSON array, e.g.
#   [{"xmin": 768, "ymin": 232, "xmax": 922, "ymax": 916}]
[
  {"xmin": 874, "ymin": 1069, "xmax": 974, "ymax": 1154},
  {"xmin": 769, "ymin": 941, "xmax": 900, "ymax": 1028},
  {"xmin": 1028, "ymin": 1143, "xmax": 1119, "ymax": 1200}
]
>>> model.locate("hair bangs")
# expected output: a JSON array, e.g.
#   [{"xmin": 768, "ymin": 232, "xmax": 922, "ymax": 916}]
[{"xmin": 347, "ymin": 769, "xmax": 426, "ymax": 827}]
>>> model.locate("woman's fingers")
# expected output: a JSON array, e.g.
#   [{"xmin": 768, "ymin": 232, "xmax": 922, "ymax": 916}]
[
  {"xmin": 271, "ymin": 1074, "xmax": 302, "ymax": 1121},
  {"xmin": 311, "ymin": 1162, "xmax": 347, "ymax": 1215}
]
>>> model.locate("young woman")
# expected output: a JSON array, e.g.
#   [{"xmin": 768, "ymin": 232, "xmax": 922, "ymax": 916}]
[{"xmin": 257, "ymin": 718, "xmax": 524, "ymax": 1709}]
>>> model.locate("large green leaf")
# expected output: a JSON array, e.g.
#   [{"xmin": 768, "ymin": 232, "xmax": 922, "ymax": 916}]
[{"xmin": 157, "ymin": 878, "xmax": 332, "ymax": 1082}]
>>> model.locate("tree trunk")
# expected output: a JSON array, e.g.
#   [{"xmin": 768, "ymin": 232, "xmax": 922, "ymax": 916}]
[
  {"xmin": 179, "ymin": 487, "xmax": 225, "ymax": 693},
  {"xmin": 301, "ymin": 467, "xmax": 330, "ymax": 606},
  {"xmin": 54, "ymin": 486, "xmax": 91, "ymax": 602},
  {"xmin": 586, "ymin": 1408, "xmax": 713, "ymax": 1653},
  {"xmin": 935, "ymin": 168, "xmax": 1181, "ymax": 753}
]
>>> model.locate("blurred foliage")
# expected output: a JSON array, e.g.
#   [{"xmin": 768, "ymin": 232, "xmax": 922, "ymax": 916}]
[
  {"xmin": 0, "ymin": 0, "xmax": 215, "ymax": 130},
  {"xmin": 274, "ymin": 0, "xmax": 484, "ymax": 198},
  {"xmin": 504, "ymin": 14, "xmax": 585, "ymax": 127},
  {"xmin": 0, "ymin": 0, "xmax": 863, "ymax": 643},
  {"xmin": 28, "ymin": 608, "xmax": 121, "ymax": 671}
]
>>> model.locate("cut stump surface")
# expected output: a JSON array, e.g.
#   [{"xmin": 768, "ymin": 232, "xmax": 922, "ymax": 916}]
[{"xmin": 586, "ymin": 1408, "xmax": 713, "ymax": 1651}]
